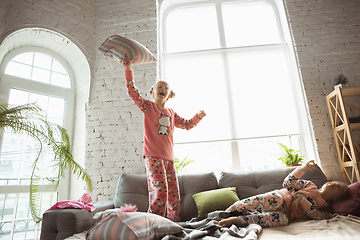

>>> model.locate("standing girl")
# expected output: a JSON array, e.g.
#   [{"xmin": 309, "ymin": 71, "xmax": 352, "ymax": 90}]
[{"xmin": 122, "ymin": 61, "xmax": 206, "ymax": 222}]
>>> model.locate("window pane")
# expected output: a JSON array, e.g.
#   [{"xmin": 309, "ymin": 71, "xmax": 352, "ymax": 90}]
[
  {"xmin": 40, "ymin": 192, "xmax": 58, "ymax": 214},
  {"xmin": 39, "ymin": 153, "xmax": 58, "ymax": 179},
  {"xmin": 238, "ymin": 136, "xmax": 292, "ymax": 172},
  {"xmin": 33, "ymin": 52, "xmax": 52, "ymax": 70},
  {"xmin": 48, "ymin": 97, "xmax": 65, "ymax": 125},
  {"xmin": 46, "ymin": 117, "xmax": 63, "ymax": 126},
  {"xmin": 8, "ymin": 89, "xmax": 29, "ymax": 105},
  {"xmin": 32, "ymin": 67, "xmax": 50, "ymax": 84},
  {"xmin": 5, "ymin": 62, "xmax": 32, "ymax": 79},
  {"xmin": 11, "ymin": 52, "xmax": 34, "ymax": 65},
  {"xmin": 227, "ymin": 47, "xmax": 300, "ymax": 138},
  {"xmin": 174, "ymin": 141, "xmax": 233, "ymax": 176},
  {"xmin": 222, "ymin": 1, "xmax": 282, "ymax": 47},
  {"xmin": 16, "ymin": 193, "xmax": 31, "ymax": 219},
  {"xmin": 164, "ymin": 52, "xmax": 232, "ymax": 143},
  {"xmin": 0, "ymin": 131, "xmax": 39, "ymax": 180},
  {"xmin": 0, "ymin": 193, "xmax": 16, "ymax": 221},
  {"xmin": 0, "ymin": 134, "xmax": 58, "ymax": 181},
  {"xmin": 165, "ymin": 4, "xmax": 220, "ymax": 53},
  {"xmin": 52, "ymin": 59, "xmax": 68, "ymax": 74},
  {"xmin": 51, "ymin": 72, "xmax": 71, "ymax": 88},
  {"xmin": 29, "ymin": 92, "xmax": 49, "ymax": 110}
]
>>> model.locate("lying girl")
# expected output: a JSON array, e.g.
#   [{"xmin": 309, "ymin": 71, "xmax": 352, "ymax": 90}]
[{"xmin": 219, "ymin": 160, "xmax": 349, "ymax": 228}]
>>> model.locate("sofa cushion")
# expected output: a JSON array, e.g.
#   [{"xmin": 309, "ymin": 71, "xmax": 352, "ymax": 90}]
[
  {"xmin": 114, "ymin": 173, "xmax": 149, "ymax": 212},
  {"xmin": 178, "ymin": 172, "xmax": 219, "ymax": 221},
  {"xmin": 192, "ymin": 187, "xmax": 240, "ymax": 217},
  {"xmin": 332, "ymin": 181, "xmax": 360, "ymax": 217},
  {"xmin": 86, "ymin": 211, "xmax": 183, "ymax": 240},
  {"xmin": 114, "ymin": 172, "xmax": 219, "ymax": 222},
  {"xmin": 218, "ymin": 164, "xmax": 328, "ymax": 200}
]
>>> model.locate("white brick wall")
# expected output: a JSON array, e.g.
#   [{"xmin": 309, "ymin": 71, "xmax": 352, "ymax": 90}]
[
  {"xmin": 284, "ymin": 0, "xmax": 360, "ymax": 181},
  {"xmin": 88, "ymin": 0, "xmax": 158, "ymax": 201},
  {"xmin": 0, "ymin": 0, "xmax": 359, "ymax": 203}
]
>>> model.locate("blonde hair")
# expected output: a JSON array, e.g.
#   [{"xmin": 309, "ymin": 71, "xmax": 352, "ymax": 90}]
[{"xmin": 150, "ymin": 81, "xmax": 175, "ymax": 100}]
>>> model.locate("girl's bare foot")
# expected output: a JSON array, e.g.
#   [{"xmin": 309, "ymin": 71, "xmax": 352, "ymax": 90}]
[{"xmin": 218, "ymin": 216, "xmax": 242, "ymax": 227}]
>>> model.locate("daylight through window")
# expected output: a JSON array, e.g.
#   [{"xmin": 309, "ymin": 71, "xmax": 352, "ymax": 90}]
[{"xmin": 161, "ymin": 0, "xmax": 308, "ymax": 175}]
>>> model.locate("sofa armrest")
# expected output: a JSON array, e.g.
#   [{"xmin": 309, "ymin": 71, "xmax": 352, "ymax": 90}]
[{"xmin": 40, "ymin": 201, "xmax": 114, "ymax": 240}]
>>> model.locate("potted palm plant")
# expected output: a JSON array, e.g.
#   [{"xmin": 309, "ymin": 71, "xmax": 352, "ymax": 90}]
[
  {"xmin": 0, "ymin": 102, "xmax": 92, "ymax": 223},
  {"xmin": 278, "ymin": 143, "xmax": 304, "ymax": 167}
]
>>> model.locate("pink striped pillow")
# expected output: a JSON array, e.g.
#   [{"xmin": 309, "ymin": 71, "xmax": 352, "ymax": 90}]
[
  {"xmin": 86, "ymin": 211, "xmax": 183, "ymax": 240},
  {"xmin": 86, "ymin": 212, "xmax": 137, "ymax": 240},
  {"xmin": 99, "ymin": 35, "xmax": 157, "ymax": 65}
]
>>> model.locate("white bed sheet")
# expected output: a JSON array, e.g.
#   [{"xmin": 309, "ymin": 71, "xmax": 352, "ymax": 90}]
[
  {"xmin": 260, "ymin": 214, "xmax": 360, "ymax": 240},
  {"xmin": 65, "ymin": 214, "xmax": 360, "ymax": 240}
]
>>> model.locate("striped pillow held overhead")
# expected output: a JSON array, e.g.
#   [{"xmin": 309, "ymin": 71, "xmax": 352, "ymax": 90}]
[{"xmin": 99, "ymin": 35, "xmax": 157, "ymax": 65}]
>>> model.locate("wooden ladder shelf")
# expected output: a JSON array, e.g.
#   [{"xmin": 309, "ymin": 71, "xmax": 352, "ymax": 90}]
[{"xmin": 326, "ymin": 87, "xmax": 360, "ymax": 184}]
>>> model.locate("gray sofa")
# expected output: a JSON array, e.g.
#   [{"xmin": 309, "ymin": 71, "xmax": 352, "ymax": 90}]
[{"xmin": 40, "ymin": 164, "xmax": 328, "ymax": 240}]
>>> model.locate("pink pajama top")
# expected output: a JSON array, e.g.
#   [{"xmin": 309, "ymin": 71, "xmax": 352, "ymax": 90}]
[
  {"xmin": 279, "ymin": 167, "xmax": 332, "ymax": 221},
  {"xmin": 124, "ymin": 69, "xmax": 202, "ymax": 160}
]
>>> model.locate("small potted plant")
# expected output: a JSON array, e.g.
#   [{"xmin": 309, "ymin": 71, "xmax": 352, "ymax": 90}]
[
  {"xmin": 333, "ymin": 73, "xmax": 348, "ymax": 89},
  {"xmin": 278, "ymin": 143, "xmax": 304, "ymax": 167},
  {"xmin": 174, "ymin": 155, "xmax": 194, "ymax": 174}
]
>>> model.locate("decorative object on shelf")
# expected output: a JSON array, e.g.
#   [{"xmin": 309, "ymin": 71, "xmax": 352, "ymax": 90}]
[
  {"xmin": 0, "ymin": 102, "xmax": 93, "ymax": 223},
  {"xmin": 174, "ymin": 155, "xmax": 194, "ymax": 174},
  {"xmin": 333, "ymin": 73, "xmax": 348, "ymax": 89},
  {"xmin": 278, "ymin": 143, "xmax": 304, "ymax": 167}
]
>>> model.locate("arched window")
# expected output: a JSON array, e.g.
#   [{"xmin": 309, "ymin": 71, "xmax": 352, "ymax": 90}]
[
  {"xmin": 0, "ymin": 47, "xmax": 75, "ymax": 239},
  {"xmin": 160, "ymin": 0, "xmax": 316, "ymax": 174}
]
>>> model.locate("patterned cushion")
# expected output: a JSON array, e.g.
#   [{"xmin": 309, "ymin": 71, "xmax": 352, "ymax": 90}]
[
  {"xmin": 99, "ymin": 35, "xmax": 157, "ymax": 65},
  {"xmin": 86, "ymin": 211, "xmax": 183, "ymax": 240}
]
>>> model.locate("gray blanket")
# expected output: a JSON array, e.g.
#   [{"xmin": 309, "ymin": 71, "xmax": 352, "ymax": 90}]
[{"xmin": 161, "ymin": 211, "xmax": 262, "ymax": 240}]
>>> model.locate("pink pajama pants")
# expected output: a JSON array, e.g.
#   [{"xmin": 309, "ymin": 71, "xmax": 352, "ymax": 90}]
[
  {"xmin": 144, "ymin": 156, "xmax": 181, "ymax": 222},
  {"xmin": 233, "ymin": 190, "xmax": 289, "ymax": 227}
]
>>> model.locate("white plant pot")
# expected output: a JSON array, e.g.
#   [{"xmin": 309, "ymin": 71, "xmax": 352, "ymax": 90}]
[{"xmin": 334, "ymin": 84, "xmax": 343, "ymax": 89}]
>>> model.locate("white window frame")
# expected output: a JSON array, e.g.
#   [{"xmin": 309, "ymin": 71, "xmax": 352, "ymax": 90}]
[{"xmin": 159, "ymin": 0, "xmax": 318, "ymax": 172}]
